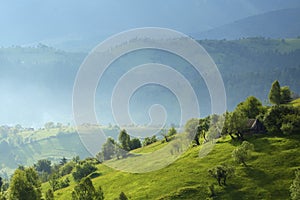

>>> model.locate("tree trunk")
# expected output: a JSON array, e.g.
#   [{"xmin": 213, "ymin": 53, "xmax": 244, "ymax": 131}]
[{"xmin": 203, "ymin": 132, "xmax": 208, "ymax": 142}]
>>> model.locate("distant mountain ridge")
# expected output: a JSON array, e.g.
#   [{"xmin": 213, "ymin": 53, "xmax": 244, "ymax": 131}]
[
  {"xmin": 1, "ymin": 38, "xmax": 300, "ymax": 126},
  {"xmin": 195, "ymin": 7, "xmax": 300, "ymax": 40}
]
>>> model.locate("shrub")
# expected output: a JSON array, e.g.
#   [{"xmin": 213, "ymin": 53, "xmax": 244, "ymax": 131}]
[
  {"xmin": 143, "ymin": 136, "xmax": 157, "ymax": 146},
  {"xmin": 60, "ymin": 161, "xmax": 75, "ymax": 176},
  {"xmin": 208, "ymin": 164, "xmax": 234, "ymax": 186},
  {"xmin": 129, "ymin": 138, "xmax": 142, "ymax": 150},
  {"xmin": 232, "ymin": 141, "xmax": 254, "ymax": 166},
  {"xmin": 72, "ymin": 163, "xmax": 97, "ymax": 182},
  {"xmin": 264, "ymin": 105, "xmax": 300, "ymax": 134}
]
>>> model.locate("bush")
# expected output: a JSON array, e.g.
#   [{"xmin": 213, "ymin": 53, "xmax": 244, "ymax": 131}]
[
  {"xmin": 264, "ymin": 105, "xmax": 300, "ymax": 134},
  {"xmin": 129, "ymin": 138, "xmax": 141, "ymax": 150},
  {"xmin": 60, "ymin": 162, "xmax": 75, "ymax": 176},
  {"xmin": 72, "ymin": 162, "xmax": 97, "ymax": 182},
  {"xmin": 208, "ymin": 164, "xmax": 234, "ymax": 186},
  {"xmin": 72, "ymin": 177, "xmax": 104, "ymax": 200},
  {"xmin": 167, "ymin": 127, "xmax": 177, "ymax": 137},
  {"xmin": 232, "ymin": 141, "xmax": 254, "ymax": 166},
  {"xmin": 45, "ymin": 189, "xmax": 54, "ymax": 200},
  {"xmin": 59, "ymin": 177, "xmax": 70, "ymax": 189},
  {"xmin": 143, "ymin": 136, "xmax": 157, "ymax": 146}
]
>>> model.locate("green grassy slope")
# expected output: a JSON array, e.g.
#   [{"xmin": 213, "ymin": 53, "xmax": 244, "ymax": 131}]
[
  {"xmin": 0, "ymin": 128, "xmax": 92, "ymax": 177},
  {"xmin": 44, "ymin": 133, "xmax": 300, "ymax": 200},
  {"xmin": 0, "ymin": 125, "xmax": 123, "ymax": 177}
]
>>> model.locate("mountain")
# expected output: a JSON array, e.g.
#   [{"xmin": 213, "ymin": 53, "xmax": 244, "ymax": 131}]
[
  {"xmin": 2, "ymin": 0, "xmax": 300, "ymax": 48},
  {"xmin": 1, "ymin": 38, "xmax": 300, "ymax": 127},
  {"xmin": 196, "ymin": 7, "xmax": 300, "ymax": 40}
]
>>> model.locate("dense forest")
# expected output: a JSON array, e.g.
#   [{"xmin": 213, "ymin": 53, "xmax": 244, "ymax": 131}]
[{"xmin": 1, "ymin": 37, "xmax": 300, "ymax": 126}]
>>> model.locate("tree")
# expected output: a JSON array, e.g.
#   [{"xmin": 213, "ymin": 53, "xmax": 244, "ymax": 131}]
[
  {"xmin": 227, "ymin": 109, "xmax": 248, "ymax": 140},
  {"xmin": 72, "ymin": 177, "xmax": 104, "ymax": 200},
  {"xmin": 34, "ymin": 159, "xmax": 52, "ymax": 174},
  {"xmin": 95, "ymin": 186, "xmax": 104, "ymax": 200},
  {"xmin": 160, "ymin": 128, "xmax": 169, "ymax": 142},
  {"xmin": 102, "ymin": 138, "xmax": 116, "ymax": 160},
  {"xmin": 264, "ymin": 105, "xmax": 300, "ymax": 134},
  {"xmin": 237, "ymin": 96, "xmax": 263, "ymax": 119},
  {"xmin": 185, "ymin": 118, "xmax": 200, "ymax": 145},
  {"xmin": 118, "ymin": 129, "xmax": 130, "ymax": 151},
  {"xmin": 72, "ymin": 162, "xmax": 97, "ymax": 182},
  {"xmin": 197, "ymin": 117, "xmax": 210, "ymax": 143},
  {"xmin": 208, "ymin": 164, "xmax": 234, "ymax": 186},
  {"xmin": 232, "ymin": 141, "xmax": 254, "ymax": 166},
  {"xmin": 290, "ymin": 169, "xmax": 300, "ymax": 200},
  {"xmin": 281, "ymin": 114, "xmax": 300, "ymax": 135},
  {"xmin": 114, "ymin": 143, "xmax": 127, "ymax": 159},
  {"xmin": 73, "ymin": 156, "xmax": 80, "ymax": 163},
  {"xmin": 142, "ymin": 136, "xmax": 157, "ymax": 146},
  {"xmin": 119, "ymin": 191, "xmax": 128, "ymax": 200},
  {"xmin": 24, "ymin": 167, "xmax": 41, "ymax": 190},
  {"xmin": 206, "ymin": 114, "xmax": 225, "ymax": 141},
  {"xmin": 45, "ymin": 189, "xmax": 54, "ymax": 200},
  {"xmin": 60, "ymin": 161, "xmax": 75, "ymax": 176},
  {"xmin": 9, "ymin": 168, "xmax": 41, "ymax": 200},
  {"xmin": 280, "ymin": 86, "xmax": 292, "ymax": 104},
  {"xmin": 269, "ymin": 80, "xmax": 281, "ymax": 105},
  {"xmin": 167, "ymin": 127, "xmax": 177, "ymax": 137},
  {"xmin": 49, "ymin": 173, "xmax": 60, "ymax": 191},
  {"xmin": 129, "ymin": 138, "xmax": 141, "ymax": 150},
  {"xmin": 60, "ymin": 157, "xmax": 67, "ymax": 166},
  {"xmin": 221, "ymin": 111, "xmax": 230, "ymax": 136}
]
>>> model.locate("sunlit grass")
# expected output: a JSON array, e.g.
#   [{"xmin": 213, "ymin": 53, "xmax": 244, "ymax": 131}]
[{"xmin": 45, "ymin": 133, "xmax": 300, "ymax": 199}]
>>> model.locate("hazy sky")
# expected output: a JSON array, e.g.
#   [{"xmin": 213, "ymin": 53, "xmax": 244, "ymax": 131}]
[
  {"xmin": 1, "ymin": 0, "xmax": 299, "ymax": 45},
  {"xmin": 1, "ymin": 0, "xmax": 300, "ymax": 127}
]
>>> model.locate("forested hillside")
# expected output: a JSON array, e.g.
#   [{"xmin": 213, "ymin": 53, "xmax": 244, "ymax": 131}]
[
  {"xmin": 201, "ymin": 37, "xmax": 300, "ymax": 107},
  {"xmin": 1, "ymin": 37, "xmax": 300, "ymax": 125}
]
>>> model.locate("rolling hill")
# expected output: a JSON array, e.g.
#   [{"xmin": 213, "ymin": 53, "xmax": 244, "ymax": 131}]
[
  {"xmin": 41, "ymin": 132, "xmax": 300, "ymax": 199},
  {"xmin": 196, "ymin": 7, "xmax": 300, "ymax": 40},
  {"xmin": 0, "ymin": 125, "xmax": 122, "ymax": 177},
  {"xmin": 38, "ymin": 99, "xmax": 300, "ymax": 199}
]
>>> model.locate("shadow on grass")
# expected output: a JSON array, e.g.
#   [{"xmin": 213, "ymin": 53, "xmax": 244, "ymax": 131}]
[
  {"xmin": 89, "ymin": 172, "xmax": 102, "ymax": 179},
  {"xmin": 242, "ymin": 166, "xmax": 272, "ymax": 187},
  {"xmin": 217, "ymin": 183, "xmax": 246, "ymax": 200}
]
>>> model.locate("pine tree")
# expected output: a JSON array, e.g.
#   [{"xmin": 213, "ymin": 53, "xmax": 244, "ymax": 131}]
[
  {"xmin": 118, "ymin": 129, "xmax": 130, "ymax": 151},
  {"xmin": 269, "ymin": 80, "xmax": 281, "ymax": 105}
]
